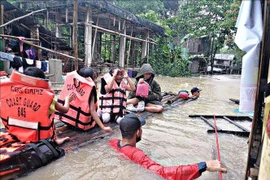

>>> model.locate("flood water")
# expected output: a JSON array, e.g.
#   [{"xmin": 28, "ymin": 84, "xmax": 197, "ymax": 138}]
[{"xmin": 21, "ymin": 75, "xmax": 251, "ymax": 180}]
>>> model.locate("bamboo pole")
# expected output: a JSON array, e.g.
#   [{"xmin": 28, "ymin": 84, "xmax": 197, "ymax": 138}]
[
  {"xmin": 20, "ymin": 24, "xmax": 52, "ymax": 46},
  {"xmin": 0, "ymin": 9, "xmax": 46, "ymax": 28},
  {"xmin": 56, "ymin": 22, "xmax": 157, "ymax": 45},
  {"xmin": 0, "ymin": 34, "xmax": 83, "ymax": 61},
  {"xmin": 91, "ymin": 24, "xmax": 156, "ymax": 45}
]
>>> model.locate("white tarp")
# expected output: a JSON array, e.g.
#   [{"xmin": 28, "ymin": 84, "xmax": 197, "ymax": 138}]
[{"xmin": 234, "ymin": 0, "xmax": 263, "ymax": 112}]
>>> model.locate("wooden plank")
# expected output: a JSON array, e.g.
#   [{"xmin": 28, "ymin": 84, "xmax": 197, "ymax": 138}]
[
  {"xmin": 207, "ymin": 129, "xmax": 250, "ymax": 137},
  {"xmin": 189, "ymin": 114, "xmax": 252, "ymax": 121},
  {"xmin": 200, "ymin": 116, "xmax": 222, "ymax": 131},
  {"xmin": 223, "ymin": 116, "xmax": 250, "ymax": 132},
  {"xmin": 229, "ymin": 98, "xmax": 239, "ymax": 104},
  {"xmin": 58, "ymin": 123, "xmax": 118, "ymax": 151}
]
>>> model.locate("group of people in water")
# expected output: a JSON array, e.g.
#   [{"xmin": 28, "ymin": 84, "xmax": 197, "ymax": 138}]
[{"xmin": 0, "ymin": 63, "xmax": 226, "ymax": 179}]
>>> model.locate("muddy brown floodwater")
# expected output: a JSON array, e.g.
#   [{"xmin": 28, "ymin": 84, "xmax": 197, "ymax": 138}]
[{"xmin": 22, "ymin": 75, "xmax": 251, "ymax": 180}]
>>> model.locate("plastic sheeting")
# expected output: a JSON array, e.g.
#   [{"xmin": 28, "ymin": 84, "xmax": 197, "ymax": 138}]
[{"xmin": 234, "ymin": 0, "xmax": 263, "ymax": 112}]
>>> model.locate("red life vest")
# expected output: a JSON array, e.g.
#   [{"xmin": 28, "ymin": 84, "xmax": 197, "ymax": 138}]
[
  {"xmin": 0, "ymin": 70, "xmax": 55, "ymax": 143},
  {"xmin": 109, "ymin": 139, "xmax": 201, "ymax": 180},
  {"xmin": 54, "ymin": 71, "xmax": 96, "ymax": 131},
  {"xmin": 99, "ymin": 73, "xmax": 127, "ymax": 114}
]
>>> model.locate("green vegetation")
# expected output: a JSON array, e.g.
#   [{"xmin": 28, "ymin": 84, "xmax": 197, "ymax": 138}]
[{"xmin": 113, "ymin": 0, "xmax": 244, "ymax": 77}]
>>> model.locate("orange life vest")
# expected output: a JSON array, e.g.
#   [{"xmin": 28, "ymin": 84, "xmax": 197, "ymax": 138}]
[
  {"xmin": 0, "ymin": 70, "xmax": 55, "ymax": 143},
  {"xmin": 99, "ymin": 73, "xmax": 127, "ymax": 114},
  {"xmin": 54, "ymin": 71, "xmax": 96, "ymax": 131}
]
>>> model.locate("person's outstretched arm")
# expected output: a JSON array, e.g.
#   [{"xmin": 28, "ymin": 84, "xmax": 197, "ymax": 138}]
[{"xmin": 132, "ymin": 150, "xmax": 227, "ymax": 180}]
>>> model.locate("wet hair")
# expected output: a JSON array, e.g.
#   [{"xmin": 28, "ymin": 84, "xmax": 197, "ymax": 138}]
[
  {"xmin": 120, "ymin": 113, "xmax": 141, "ymax": 139},
  {"xmin": 11, "ymin": 56, "xmax": 22, "ymax": 70},
  {"xmin": 24, "ymin": 67, "xmax": 45, "ymax": 79},
  {"xmin": 78, "ymin": 67, "xmax": 98, "ymax": 104},
  {"xmin": 78, "ymin": 67, "xmax": 95, "ymax": 79},
  {"xmin": 109, "ymin": 66, "xmax": 120, "ymax": 76}
]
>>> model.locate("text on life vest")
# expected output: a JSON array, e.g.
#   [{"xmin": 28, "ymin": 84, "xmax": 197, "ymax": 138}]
[{"xmin": 66, "ymin": 83, "xmax": 85, "ymax": 96}]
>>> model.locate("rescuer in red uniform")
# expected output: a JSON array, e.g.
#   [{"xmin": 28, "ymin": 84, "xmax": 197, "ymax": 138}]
[{"xmin": 109, "ymin": 113, "xmax": 227, "ymax": 180}]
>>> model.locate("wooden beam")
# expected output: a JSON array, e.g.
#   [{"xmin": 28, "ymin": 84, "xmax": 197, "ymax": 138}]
[
  {"xmin": 0, "ymin": 9, "xmax": 46, "ymax": 28},
  {"xmin": 111, "ymin": 35, "xmax": 116, "ymax": 63},
  {"xmin": 1, "ymin": 5, "xmax": 4, "ymax": 52},
  {"xmin": 0, "ymin": 34, "xmax": 83, "ymax": 61},
  {"xmin": 91, "ymin": 24, "xmax": 156, "ymax": 45},
  {"xmin": 0, "ymin": 34, "xmax": 40, "ymax": 42},
  {"xmin": 84, "ymin": 7, "xmax": 92, "ymax": 67},
  {"xmin": 200, "ymin": 116, "xmax": 222, "ymax": 131},
  {"xmin": 207, "ymin": 129, "xmax": 250, "ymax": 137},
  {"xmin": 73, "ymin": 0, "xmax": 78, "ymax": 70},
  {"xmin": 56, "ymin": 22, "xmax": 157, "ymax": 45},
  {"xmin": 91, "ymin": 16, "xmax": 99, "ymax": 61},
  {"xmin": 119, "ymin": 21, "xmax": 126, "ymax": 68},
  {"xmin": 126, "ymin": 26, "xmax": 133, "ymax": 66},
  {"xmin": 223, "ymin": 116, "xmax": 250, "ymax": 132}
]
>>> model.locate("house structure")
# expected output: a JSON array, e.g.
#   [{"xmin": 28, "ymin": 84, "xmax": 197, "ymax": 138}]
[
  {"xmin": 182, "ymin": 36, "xmax": 210, "ymax": 73},
  {"xmin": 213, "ymin": 54, "xmax": 235, "ymax": 74},
  {"xmin": 0, "ymin": 0, "xmax": 165, "ymax": 75}
]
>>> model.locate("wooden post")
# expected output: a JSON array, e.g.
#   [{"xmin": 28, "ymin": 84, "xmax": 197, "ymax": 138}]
[
  {"xmin": 126, "ymin": 26, "xmax": 133, "ymax": 66},
  {"xmin": 45, "ymin": 10, "xmax": 49, "ymax": 28},
  {"xmin": 130, "ymin": 39, "xmax": 136, "ymax": 68},
  {"xmin": 141, "ymin": 31, "xmax": 149, "ymax": 60},
  {"xmin": 65, "ymin": 8, "xmax": 69, "ymax": 23},
  {"xmin": 55, "ymin": 11, "xmax": 62, "ymax": 38},
  {"xmin": 73, "ymin": 0, "xmax": 78, "ymax": 70},
  {"xmin": 119, "ymin": 21, "xmax": 126, "ymax": 68},
  {"xmin": 0, "ymin": 5, "xmax": 4, "ymax": 52},
  {"xmin": 111, "ymin": 35, "xmax": 116, "ymax": 63},
  {"xmin": 56, "ymin": 24, "xmax": 62, "ymax": 38},
  {"xmin": 91, "ymin": 16, "xmax": 99, "ymax": 62},
  {"xmin": 258, "ymin": 1, "xmax": 270, "ymax": 179},
  {"xmin": 30, "ymin": 24, "xmax": 40, "ymax": 60},
  {"xmin": 84, "ymin": 7, "xmax": 92, "ymax": 67},
  {"xmin": 69, "ymin": 25, "xmax": 72, "ymax": 48},
  {"xmin": 0, "ymin": 5, "xmax": 4, "ymax": 71}
]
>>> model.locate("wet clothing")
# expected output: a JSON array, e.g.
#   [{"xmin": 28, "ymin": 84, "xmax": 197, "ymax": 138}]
[
  {"xmin": 109, "ymin": 139, "xmax": 206, "ymax": 180},
  {"xmin": 128, "ymin": 64, "xmax": 162, "ymax": 103}
]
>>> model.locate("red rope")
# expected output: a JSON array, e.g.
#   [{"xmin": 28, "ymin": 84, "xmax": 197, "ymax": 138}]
[{"xmin": 214, "ymin": 115, "xmax": 222, "ymax": 180}]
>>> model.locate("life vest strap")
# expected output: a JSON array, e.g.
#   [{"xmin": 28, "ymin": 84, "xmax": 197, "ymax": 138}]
[
  {"xmin": 99, "ymin": 96, "xmax": 127, "ymax": 101},
  {"xmin": 58, "ymin": 99, "xmax": 91, "ymax": 116},
  {"xmin": 99, "ymin": 105, "xmax": 126, "ymax": 109},
  {"xmin": 55, "ymin": 112, "xmax": 94, "ymax": 126},
  {"xmin": 109, "ymin": 88, "xmax": 126, "ymax": 95}
]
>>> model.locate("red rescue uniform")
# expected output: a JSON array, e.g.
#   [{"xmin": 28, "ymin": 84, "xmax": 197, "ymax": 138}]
[{"xmin": 109, "ymin": 139, "xmax": 203, "ymax": 180}]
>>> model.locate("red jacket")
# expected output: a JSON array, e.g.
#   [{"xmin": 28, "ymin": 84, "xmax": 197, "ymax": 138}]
[{"xmin": 109, "ymin": 139, "xmax": 202, "ymax": 180}]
